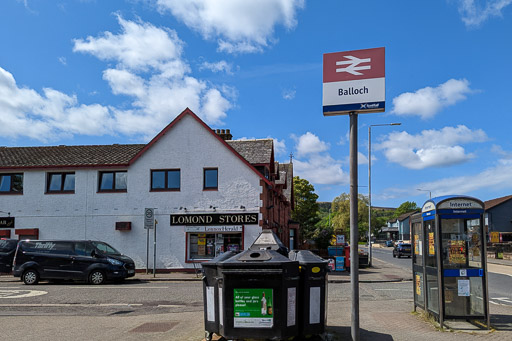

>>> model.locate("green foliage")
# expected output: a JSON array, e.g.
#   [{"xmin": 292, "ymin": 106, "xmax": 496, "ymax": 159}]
[
  {"xmin": 394, "ymin": 201, "xmax": 419, "ymax": 218},
  {"xmin": 292, "ymin": 176, "xmax": 320, "ymax": 242},
  {"xmin": 331, "ymin": 193, "xmax": 369, "ymax": 240}
]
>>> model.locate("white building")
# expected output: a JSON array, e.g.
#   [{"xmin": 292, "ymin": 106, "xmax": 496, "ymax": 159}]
[{"xmin": 0, "ymin": 109, "xmax": 295, "ymax": 271}]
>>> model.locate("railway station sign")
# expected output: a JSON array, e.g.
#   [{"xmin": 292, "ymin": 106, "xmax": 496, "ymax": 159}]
[{"xmin": 323, "ymin": 47, "xmax": 385, "ymax": 115}]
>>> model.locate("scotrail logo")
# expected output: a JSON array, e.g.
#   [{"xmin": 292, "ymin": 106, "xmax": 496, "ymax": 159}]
[{"xmin": 336, "ymin": 55, "xmax": 371, "ymax": 76}]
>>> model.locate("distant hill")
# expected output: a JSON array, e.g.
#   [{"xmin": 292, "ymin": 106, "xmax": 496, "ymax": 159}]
[{"xmin": 318, "ymin": 202, "xmax": 331, "ymax": 214}]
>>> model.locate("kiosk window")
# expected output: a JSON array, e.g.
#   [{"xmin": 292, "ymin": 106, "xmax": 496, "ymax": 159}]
[
  {"xmin": 413, "ymin": 222, "xmax": 423, "ymax": 266},
  {"xmin": 441, "ymin": 218, "xmax": 482, "ymax": 269},
  {"xmin": 188, "ymin": 233, "xmax": 242, "ymax": 261},
  {"xmin": 425, "ymin": 220, "xmax": 437, "ymax": 268}
]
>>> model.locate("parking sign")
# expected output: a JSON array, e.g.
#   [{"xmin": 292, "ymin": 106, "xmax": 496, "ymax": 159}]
[{"xmin": 144, "ymin": 208, "xmax": 154, "ymax": 229}]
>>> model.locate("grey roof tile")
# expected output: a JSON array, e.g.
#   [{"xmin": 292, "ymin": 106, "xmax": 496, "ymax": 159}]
[{"xmin": 226, "ymin": 139, "xmax": 273, "ymax": 165}]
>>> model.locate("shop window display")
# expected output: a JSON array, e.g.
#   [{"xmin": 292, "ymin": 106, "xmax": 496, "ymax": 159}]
[{"xmin": 189, "ymin": 233, "xmax": 242, "ymax": 260}]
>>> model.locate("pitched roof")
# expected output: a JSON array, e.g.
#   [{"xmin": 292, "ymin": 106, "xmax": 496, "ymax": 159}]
[
  {"xmin": 0, "ymin": 144, "xmax": 145, "ymax": 169},
  {"xmin": 485, "ymin": 195, "xmax": 512, "ymax": 210},
  {"xmin": 0, "ymin": 109, "xmax": 274, "ymax": 186},
  {"xmin": 397, "ymin": 210, "xmax": 419, "ymax": 222},
  {"xmin": 226, "ymin": 139, "xmax": 273, "ymax": 165}
]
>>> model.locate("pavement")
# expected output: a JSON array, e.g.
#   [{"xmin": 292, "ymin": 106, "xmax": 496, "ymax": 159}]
[{"xmin": 2, "ymin": 256, "xmax": 512, "ymax": 340}]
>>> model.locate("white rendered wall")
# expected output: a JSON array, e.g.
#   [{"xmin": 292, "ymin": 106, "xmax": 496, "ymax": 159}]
[{"xmin": 0, "ymin": 114, "xmax": 263, "ymax": 269}]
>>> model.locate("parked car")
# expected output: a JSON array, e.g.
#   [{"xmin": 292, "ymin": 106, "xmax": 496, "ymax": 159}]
[
  {"xmin": 0, "ymin": 238, "xmax": 18, "ymax": 273},
  {"xmin": 13, "ymin": 240, "xmax": 136, "ymax": 285},
  {"xmin": 385, "ymin": 240, "xmax": 394, "ymax": 247},
  {"xmin": 393, "ymin": 243, "xmax": 412, "ymax": 258}
]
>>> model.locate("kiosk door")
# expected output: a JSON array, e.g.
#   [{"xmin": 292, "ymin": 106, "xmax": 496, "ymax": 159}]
[
  {"xmin": 440, "ymin": 216, "xmax": 486, "ymax": 318},
  {"xmin": 424, "ymin": 219, "xmax": 439, "ymax": 315}
]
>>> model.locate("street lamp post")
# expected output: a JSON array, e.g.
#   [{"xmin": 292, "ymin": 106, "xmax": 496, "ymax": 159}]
[
  {"xmin": 368, "ymin": 123, "xmax": 401, "ymax": 267},
  {"xmin": 417, "ymin": 188, "xmax": 432, "ymax": 199}
]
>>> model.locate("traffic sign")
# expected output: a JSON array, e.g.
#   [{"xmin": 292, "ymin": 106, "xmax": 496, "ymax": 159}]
[
  {"xmin": 323, "ymin": 47, "xmax": 385, "ymax": 115},
  {"xmin": 144, "ymin": 208, "xmax": 155, "ymax": 229}
]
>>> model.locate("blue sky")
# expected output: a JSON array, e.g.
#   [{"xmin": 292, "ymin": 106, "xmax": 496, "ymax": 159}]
[{"xmin": 1, "ymin": 0, "xmax": 511, "ymax": 208}]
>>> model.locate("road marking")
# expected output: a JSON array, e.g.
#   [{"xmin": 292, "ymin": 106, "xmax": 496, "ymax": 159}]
[
  {"xmin": 491, "ymin": 298, "xmax": 512, "ymax": 304},
  {"xmin": 67, "ymin": 286, "xmax": 169, "ymax": 289},
  {"xmin": 157, "ymin": 305, "xmax": 185, "ymax": 308},
  {"xmin": 0, "ymin": 303, "xmax": 143, "ymax": 307},
  {"xmin": 0, "ymin": 290, "xmax": 47, "ymax": 299}
]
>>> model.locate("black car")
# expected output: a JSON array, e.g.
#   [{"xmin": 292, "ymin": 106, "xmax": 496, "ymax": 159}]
[
  {"xmin": 13, "ymin": 240, "xmax": 136, "ymax": 285},
  {"xmin": 393, "ymin": 243, "xmax": 412, "ymax": 258},
  {"xmin": 0, "ymin": 238, "xmax": 18, "ymax": 273}
]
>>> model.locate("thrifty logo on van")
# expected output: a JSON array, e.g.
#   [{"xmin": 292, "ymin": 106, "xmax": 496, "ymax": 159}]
[{"xmin": 33, "ymin": 242, "xmax": 56, "ymax": 250}]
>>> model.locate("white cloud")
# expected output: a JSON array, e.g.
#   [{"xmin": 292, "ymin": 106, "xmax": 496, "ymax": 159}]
[
  {"xmin": 73, "ymin": 15, "xmax": 185, "ymax": 72},
  {"xmin": 415, "ymin": 158, "xmax": 512, "ymax": 196},
  {"xmin": 294, "ymin": 132, "xmax": 329, "ymax": 156},
  {"xmin": 294, "ymin": 154, "xmax": 348, "ymax": 185},
  {"xmin": 74, "ymin": 15, "xmax": 232, "ymax": 130},
  {"xmin": 272, "ymin": 138, "xmax": 287, "ymax": 156},
  {"xmin": 0, "ymin": 16, "xmax": 234, "ymax": 143},
  {"xmin": 377, "ymin": 125, "xmax": 487, "ymax": 169},
  {"xmin": 282, "ymin": 88, "xmax": 296, "ymax": 100},
  {"xmin": 358, "ymin": 152, "xmax": 369, "ymax": 165},
  {"xmin": 199, "ymin": 61, "xmax": 234, "ymax": 75},
  {"xmin": 457, "ymin": 0, "xmax": 512, "ymax": 27},
  {"xmin": 0, "ymin": 66, "xmax": 113, "ymax": 142},
  {"xmin": 491, "ymin": 144, "xmax": 512, "ymax": 159},
  {"xmin": 290, "ymin": 132, "xmax": 347, "ymax": 185},
  {"xmin": 392, "ymin": 79, "xmax": 473, "ymax": 119},
  {"xmin": 155, "ymin": 0, "xmax": 305, "ymax": 53}
]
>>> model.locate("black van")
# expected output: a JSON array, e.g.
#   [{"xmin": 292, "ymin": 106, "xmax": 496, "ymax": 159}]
[
  {"xmin": 0, "ymin": 238, "xmax": 18, "ymax": 273},
  {"xmin": 13, "ymin": 240, "xmax": 136, "ymax": 285}
]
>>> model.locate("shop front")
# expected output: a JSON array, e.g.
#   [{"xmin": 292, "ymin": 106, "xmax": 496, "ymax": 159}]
[
  {"xmin": 186, "ymin": 226, "xmax": 244, "ymax": 261},
  {"xmin": 171, "ymin": 212, "xmax": 259, "ymax": 263}
]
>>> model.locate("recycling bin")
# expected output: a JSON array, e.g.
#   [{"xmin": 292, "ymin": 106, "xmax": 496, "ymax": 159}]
[
  {"xmin": 289, "ymin": 250, "xmax": 328, "ymax": 337},
  {"xmin": 217, "ymin": 249, "xmax": 300, "ymax": 340},
  {"xmin": 202, "ymin": 251, "xmax": 238, "ymax": 341},
  {"xmin": 249, "ymin": 229, "xmax": 289, "ymax": 256}
]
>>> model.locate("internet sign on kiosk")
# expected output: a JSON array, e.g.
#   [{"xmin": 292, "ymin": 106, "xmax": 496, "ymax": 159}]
[{"xmin": 323, "ymin": 47, "xmax": 385, "ymax": 116}]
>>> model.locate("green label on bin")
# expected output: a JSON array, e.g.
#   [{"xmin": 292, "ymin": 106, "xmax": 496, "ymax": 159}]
[{"xmin": 233, "ymin": 288, "xmax": 273, "ymax": 328}]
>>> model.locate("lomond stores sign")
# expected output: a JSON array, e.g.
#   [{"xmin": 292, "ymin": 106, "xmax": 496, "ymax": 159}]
[{"xmin": 170, "ymin": 213, "xmax": 259, "ymax": 226}]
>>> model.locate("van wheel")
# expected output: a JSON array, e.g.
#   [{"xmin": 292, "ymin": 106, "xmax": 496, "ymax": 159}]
[
  {"xmin": 89, "ymin": 270, "xmax": 106, "ymax": 285},
  {"xmin": 23, "ymin": 269, "xmax": 39, "ymax": 285}
]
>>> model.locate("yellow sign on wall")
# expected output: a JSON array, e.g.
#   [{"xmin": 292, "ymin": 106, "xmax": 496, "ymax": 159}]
[
  {"xmin": 428, "ymin": 232, "xmax": 435, "ymax": 255},
  {"xmin": 490, "ymin": 232, "xmax": 500, "ymax": 243},
  {"xmin": 448, "ymin": 240, "xmax": 466, "ymax": 264}
]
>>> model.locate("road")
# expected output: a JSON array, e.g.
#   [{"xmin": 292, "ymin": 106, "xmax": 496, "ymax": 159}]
[
  {"xmin": 370, "ymin": 245, "xmax": 512, "ymax": 307},
  {"xmin": 1, "ymin": 252, "xmax": 512, "ymax": 340},
  {"xmin": 0, "ymin": 280, "xmax": 204, "ymax": 316}
]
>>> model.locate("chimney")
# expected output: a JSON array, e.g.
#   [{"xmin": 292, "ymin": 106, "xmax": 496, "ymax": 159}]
[{"xmin": 215, "ymin": 128, "xmax": 233, "ymax": 140}]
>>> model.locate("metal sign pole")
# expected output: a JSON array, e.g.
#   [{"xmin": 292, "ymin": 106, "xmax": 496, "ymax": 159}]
[
  {"xmin": 146, "ymin": 227, "xmax": 149, "ymax": 274},
  {"xmin": 350, "ymin": 112, "xmax": 360, "ymax": 341},
  {"xmin": 153, "ymin": 219, "xmax": 157, "ymax": 278}
]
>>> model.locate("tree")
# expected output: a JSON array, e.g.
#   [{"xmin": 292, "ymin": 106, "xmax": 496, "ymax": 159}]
[
  {"xmin": 394, "ymin": 201, "xmax": 418, "ymax": 218},
  {"xmin": 331, "ymin": 193, "xmax": 369, "ymax": 241},
  {"xmin": 292, "ymin": 176, "xmax": 320, "ymax": 243}
]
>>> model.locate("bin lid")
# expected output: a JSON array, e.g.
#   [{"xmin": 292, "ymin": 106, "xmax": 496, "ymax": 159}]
[
  {"xmin": 289, "ymin": 250, "xmax": 328, "ymax": 266},
  {"xmin": 249, "ymin": 229, "xmax": 289, "ymax": 256},
  {"xmin": 219, "ymin": 249, "xmax": 299, "ymax": 273},
  {"xmin": 201, "ymin": 250, "xmax": 238, "ymax": 269}
]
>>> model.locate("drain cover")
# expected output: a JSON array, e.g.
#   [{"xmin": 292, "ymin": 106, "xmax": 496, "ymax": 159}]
[{"xmin": 130, "ymin": 322, "xmax": 178, "ymax": 333}]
